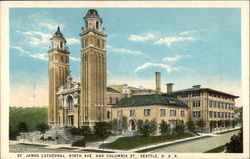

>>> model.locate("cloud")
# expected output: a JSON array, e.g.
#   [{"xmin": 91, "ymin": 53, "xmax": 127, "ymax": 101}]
[
  {"xmin": 162, "ymin": 55, "xmax": 190, "ymax": 62},
  {"xmin": 16, "ymin": 30, "xmax": 51, "ymax": 46},
  {"xmin": 41, "ymin": 23, "xmax": 63, "ymax": 30},
  {"xmin": 69, "ymin": 56, "xmax": 80, "ymax": 62},
  {"xmin": 10, "ymin": 46, "xmax": 28, "ymax": 54},
  {"xmin": 179, "ymin": 30, "xmax": 199, "ymax": 35},
  {"xmin": 134, "ymin": 62, "xmax": 179, "ymax": 73},
  {"xmin": 128, "ymin": 33, "xmax": 156, "ymax": 42},
  {"xmin": 11, "ymin": 45, "xmax": 48, "ymax": 61},
  {"xmin": 154, "ymin": 36, "xmax": 195, "ymax": 47},
  {"xmin": 67, "ymin": 38, "xmax": 80, "ymax": 45},
  {"xmin": 29, "ymin": 53, "xmax": 48, "ymax": 61},
  {"xmin": 107, "ymin": 45, "xmax": 142, "ymax": 56}
]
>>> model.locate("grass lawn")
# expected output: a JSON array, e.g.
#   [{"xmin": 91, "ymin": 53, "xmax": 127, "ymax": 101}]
[
  {"xmin": 103, "ymin": 132, "xmax": 193, "ymax": 150},
  {"xmin": 84, "ymin": 134, "xmax": 109, "ymax": 142},
  {"xmin": 205, "ymin": 145, "xmax": 225, "ymax": 153},
  {"xmin": 72, "ymin": 134, "xmax": 110, "ymax": 147}
]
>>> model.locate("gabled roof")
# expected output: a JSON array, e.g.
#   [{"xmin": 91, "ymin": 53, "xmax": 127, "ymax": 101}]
[
  {"xmin": 167, "ymin": 87, "xmax": 239, "ymax": 98},
  {"xmin": 107, "ymin": 87, "xmax": 120, "ymax": 93},
  {"xmin": 113, "ymin": 94, "xmax": 187, "ymax": 108}
]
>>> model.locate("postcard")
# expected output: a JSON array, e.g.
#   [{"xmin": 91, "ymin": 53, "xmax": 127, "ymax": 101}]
[{"xmin": 0, "ymin": 1, "xmax": 249, "ymax": 159}]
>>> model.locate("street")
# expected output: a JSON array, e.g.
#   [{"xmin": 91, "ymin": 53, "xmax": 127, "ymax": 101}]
[{"xmin": 150, "ymin": 130, "xmax": 239, "ymax": 153}]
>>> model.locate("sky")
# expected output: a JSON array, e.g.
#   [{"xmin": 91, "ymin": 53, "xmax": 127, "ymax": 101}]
[{"xmin": 9, "ymin": 8, "xmax": 241, "ymax": 107}]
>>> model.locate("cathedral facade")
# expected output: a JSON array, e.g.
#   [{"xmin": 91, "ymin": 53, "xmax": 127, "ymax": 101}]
[
  {"xmin": 48, "ymin": 9, "xmax": 107, "ymax": 127},
  {"xmin": 48, "ymin": 9, "xmax": 237, "ymax": 132}
]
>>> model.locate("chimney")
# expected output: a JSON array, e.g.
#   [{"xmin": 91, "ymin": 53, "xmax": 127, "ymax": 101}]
[
  {"xmin": 166, "ymin": 83, "xmax": 174, "ymax": 93},
  {"xmin": 155, "ymin": 72, "xmax": 161, "ymax": 94},
  {"xmin": 192, "ymin": 85, "xmax": 201, "ymax": 88}
]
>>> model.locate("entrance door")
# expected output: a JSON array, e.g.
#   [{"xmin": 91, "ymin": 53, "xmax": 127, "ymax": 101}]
[{"xmin": 129, "ymin": 120, "xmax": 136, "ymax": 130}]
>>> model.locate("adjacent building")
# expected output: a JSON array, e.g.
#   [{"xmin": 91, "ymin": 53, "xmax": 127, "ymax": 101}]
[{"xmin": 165, "ymin": 84, "xmax": 239, "ymax": 130}]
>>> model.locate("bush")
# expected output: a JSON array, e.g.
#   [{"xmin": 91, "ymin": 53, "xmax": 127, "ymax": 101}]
[
  {"xmin": 226, "ymin": 127, "xmax": 243, "ymax": 153},
  {"xmin": 72, "ymin": 138, "xmax": 86, "ymax": 147},
  {"xmin": 47, "ymin": 136, "xmax": 54, "ymax": 140}
]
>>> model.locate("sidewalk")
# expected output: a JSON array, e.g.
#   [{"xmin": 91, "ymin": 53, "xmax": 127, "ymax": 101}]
[{"xmin": 10, "ymin": 127, "xmax": 240, "ymax": 153}]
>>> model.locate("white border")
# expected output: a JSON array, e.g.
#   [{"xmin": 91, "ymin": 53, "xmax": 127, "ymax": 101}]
[{"xmin": 1, "ymin": 1, "xmax": 249, "ymax": 159}]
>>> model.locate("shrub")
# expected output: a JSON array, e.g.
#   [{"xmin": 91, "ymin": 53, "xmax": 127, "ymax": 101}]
[{"xmin": 72, "ymin": 138, "xmax": 86, "ymax": 147}]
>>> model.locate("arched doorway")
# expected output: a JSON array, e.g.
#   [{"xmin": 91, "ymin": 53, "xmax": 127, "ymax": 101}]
[
  {"xmin": 67, "ymin": 95, "xmax": 73, "ymax": 110},
  {"xmin": 129, "ymin": 119, "xmax": 136, "ymax": 131},
  {"xmin": 66, "ymin": 96, "xmax": 74, "ymax": 126}
]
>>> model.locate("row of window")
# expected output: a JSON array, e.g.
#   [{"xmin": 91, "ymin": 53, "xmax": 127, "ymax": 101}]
[
  {"xmin": 117, "ymin": 109, "xmax": 185, "ymax": 117},
  {"xmin": 192, "ymin": 111, "xmax": 201, "ymax": 118},
  {"xmin": 209, "ymin": 101, "xmax": 234, "ymax": 110},
  {"xmin": 209, "ymin": 111, "xmax": 234, "ymax": 118},
  {"xmin": 209, "ymin": 93, "xmax": 234, "ymax": 101},
  {"xmin": 192, "ymin": 101, "xmax": 201, "ymax": 107}
]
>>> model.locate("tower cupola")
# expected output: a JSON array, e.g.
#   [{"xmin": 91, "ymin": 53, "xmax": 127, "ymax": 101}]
[
  {"xmin": 50, "ymin": 26, "xmax": 68, "ymax": 51},
  {"xmin": 84, "ymin": 9, "xmax": 103, "ymax": 31}
]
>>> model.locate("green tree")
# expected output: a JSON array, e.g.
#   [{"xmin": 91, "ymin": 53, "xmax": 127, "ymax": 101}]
[
  {"xmin": 196, "ymin": 118, "xmax": 206, "ymax": 134},
  {"xmin": 186, "ymin": 119, "xmax": 195, "ymax": 133},
  {"xmin": 232, "ymin": 119, "xmax": 237, "ymax": 128},
  {"xmin": 225, "ymin": 120, "xmax": 231, "ymax": 129},
  {"xmin": 174, "ymin": 120, "xmax": 185, "ymax": 140},
  {"xmin": 209, "ymin": 121, "xmax": 217, "ymax": 133},
  {"xmin": 81, "ymin": 126, "xmax": 91, "ymax": 136},
  {"xmin": 17, "ymin": 122, "xmax": 29, "ymax": 142},
  {"xmin": 110, "ymin": 118, "xmax": 118, "ymax": 133},
  {"xmin": 226, "ymin": 127, "xmax": 243, "ymax": 153},
  {"xmin": 136, "ymin": 119, "xmax": 144, "ymax": 133},
  {"xmin": 138, "ymin": 123, "xmax": 151, "ymax": 148},
  {"xmin": 149, "ymin": 119, "xmax": 158, "ymax": 135},
  {"xmin": 159, "ymin": 120, "xmax": 170, "ymax": 142},
  {"xmin": 121, "ymin": 116, "xmax": 128, "ymax": 130}
]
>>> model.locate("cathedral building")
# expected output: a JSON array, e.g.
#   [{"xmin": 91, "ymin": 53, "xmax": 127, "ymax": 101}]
[{"xmin": 48, "ymin": 9, "xmax": 238, "ymax": 132}]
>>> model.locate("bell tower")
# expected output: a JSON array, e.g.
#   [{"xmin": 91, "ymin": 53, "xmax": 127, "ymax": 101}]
[
  {"xmin": 80, "ymin": 9, "xmax": 107, "ymax": 126},
  {"xmin": 48, "ymin": 26, "xmax": 70, "ymax": 125}
]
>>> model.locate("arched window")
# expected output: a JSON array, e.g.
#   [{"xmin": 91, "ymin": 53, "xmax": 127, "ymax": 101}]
[
  {"xmin": 60, "ymin": 42, "xmax": 63, "ymax": 49},
  {"xmin": 67, "ymin": 96, "xmax": 73, "ymax": 109},
  {"xmin": 107, "ymin": 111, "xmax": 110, "ymax": 119},
  {"xmin": 96, "ymin": 21, "xmax": 99, "ymax": 29},
  {"xmin": 109, "ymin": 97, "xmax": 112, "ymax": 104}
]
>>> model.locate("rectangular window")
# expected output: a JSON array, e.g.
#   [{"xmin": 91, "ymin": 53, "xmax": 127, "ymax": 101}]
[
  {"xmin": 180, "ymin": 110, "xmax": 185, "ymax": 117},
  {"xmin": 192, "ymin": 100, "xmax": 201, "ymax": 107},
  {"xmin": 218, "ymin": 102, "xmax": 221, "ymax": 108},
  {"xmin": 130, "ymin": 110, "xmax": 133, "ymax": 117},
  {"xmin": 192, "ymin": 111, "xmax": 196, "ymax": 118},
  {"xmin": 222, "ymin": 103, "xmax": 224, "ymax": 109},
  {"xmin": 192, "ymin": 111, "xmax": 200, "ymax": 118},
  {"xmin": 221, "ymin": 112, "xmax": 224, "ymax": 118},
  {"xmin": 213, "ymin": 102, "xmax": 216, "ymax": 108},
  {"xmin": 231, "ymin": 113, "xmax": 234, "ymax": 118},
  {"xmin": 209, "ymin": 101, "xmax": 212, "ymax": 107},
  {"xmin": 144, "ymin": 109, "xmax": 151, "ymax": 116},
  {"xmin": 117, "ymin": 110, "xmax": 123, "ymax": 117},
  {"xmin": 214, "ymin": 111, "xmax": 217, "ymax": 118},
  {"xmin": 192, "ymin": 92, "xmax": 201, "ymax": 97},
  {"xmin": 225, "ymin": 112, "xmax": 227, "ymax": 118},
  {"xmin": 170, "ymin": 109, "xmax": 176, "ymax": 117},
  {"xmin": 228, "ymin": 112, "xmax": 230, "ymax": 118},
  {"xmin": 218, "ymin": 112, "xmax": 220, "ymax": 118},
  {"xmin": 209, "ymin": 111, "xmax": 213, "ymax": 118},
  {"xmin": 160, "ymin": 109, "xmax": 166, "ymax": 117}
]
